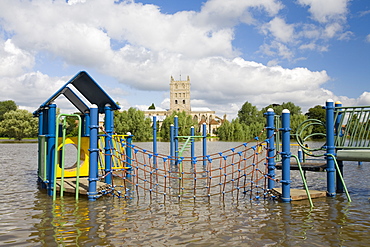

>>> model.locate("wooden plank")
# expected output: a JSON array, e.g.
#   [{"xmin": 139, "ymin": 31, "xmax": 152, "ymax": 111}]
[
  {"xmin": 272, "ymin": 188, "xmax": 327, "ymax": 201},
  {"xmin": 55, "ymin": 177, "xmax": 107, "ymax": 195}
]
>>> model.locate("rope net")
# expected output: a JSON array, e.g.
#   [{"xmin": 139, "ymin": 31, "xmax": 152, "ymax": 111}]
[{"xmin": 98, "ymin": 130, "xmax": 276, "ymax": 201}]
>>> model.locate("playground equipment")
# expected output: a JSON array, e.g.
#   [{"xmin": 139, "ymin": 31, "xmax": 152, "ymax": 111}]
[
  {"xmin": 34, "ymin": 71, "xmax": 120, "ymax": 201},
  {"xmin": 34, "ymin": 72, "xmax": 368, "ymax": 204}
]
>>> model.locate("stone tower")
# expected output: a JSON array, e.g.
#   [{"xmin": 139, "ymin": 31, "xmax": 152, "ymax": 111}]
[{"xmin": 170, "ymin": 75, "xmax": 191, "ymax": 113}]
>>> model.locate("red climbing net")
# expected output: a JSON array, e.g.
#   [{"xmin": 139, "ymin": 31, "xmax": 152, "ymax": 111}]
[{"xmin": 97, "ymin": 128, "xmax": 277, "ymax": 201}]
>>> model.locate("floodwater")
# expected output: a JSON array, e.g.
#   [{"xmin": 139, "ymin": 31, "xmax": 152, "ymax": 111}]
[{"xmin": 1, "ymin": 142, "xmax": 370, "ymax": 246}]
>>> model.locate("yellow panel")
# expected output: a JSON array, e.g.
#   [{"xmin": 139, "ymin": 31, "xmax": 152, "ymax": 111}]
[{"xmin": 56, "ymin": 137, "xmax": 90, "ymax": 178}]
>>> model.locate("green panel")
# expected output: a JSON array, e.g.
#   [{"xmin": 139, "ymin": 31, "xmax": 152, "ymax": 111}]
[
  {"xmin": 38, "ymin": 135, "xmax": 47, "ymax": 181},
  {"xmin": 336, "ymin": 149, "xmax": 370, "ymax": 162}
]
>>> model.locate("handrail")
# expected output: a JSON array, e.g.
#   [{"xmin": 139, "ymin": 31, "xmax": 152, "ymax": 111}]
[
  {"xmin": 326, "ymin": 154, "xmax": 352, "ymax": 202},
  {"xmin": 291, "ymin": 154, "xmax": 314, "ymax": 208},
  {"xmin": 53, "ymin": 114, "xmax": 82, "ymax": 200},
  {"xmin": 334, "ymin": 105, "xmax": 370, "ymax": 149}
]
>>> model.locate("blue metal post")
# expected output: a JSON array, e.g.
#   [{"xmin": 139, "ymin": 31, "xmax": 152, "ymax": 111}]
[
  {"xmin": 43, "ymin": 108, "xmax": 49, "ymax": 136},
  {"xmin": 170, "ymin": 124, "xmax": 174, "ymax": 164},
  {"xmin": 153, "ymin": 115, "xmax": 157, "ymax": 166},
  {"xmin": 265, "ymin": 108, "xmax": 276, "ymax": 190},
  {"xmin": 88, "ymin": 104, "xmax": 99, "ymax": 201},
  {"xmin": 126, "ymin": 133, "xmax": 133, "ymax": 172},
  {"xmin": 174, "ymin": 116, "xmax": 179, "ymax": 165},
  {"xmin": 298, "ymin": 149, "xmax": 303, "ymax": 163},
  {"xmin": 46, "ymin": 103, "xmax": 56, "ymax": 196},
  {"xmin": 38, "ymin": 111, "xmax": 44, "ymax": 135},
  {"xmin": 104, "ymin": 104, "xmax": 113, "ymax": 185},
  {"xmin": 202, "ymin": 123, "xmax": 207, "ymax": 166},
  {"xmin": 326, "ymin": 99, "xmax": 336, "ymax": 196},
  {"xmin": 281, "ymin": 109, "xmax": 291, "ymax": 202},
  {"xmin": 84, "ymin": 110, "xmax": 90, "ymax": 137},
  {"xmin": 190, "ymin": 126, "xmax": 195, "ymax": 160},
  {"xmin": 335, "ymin": 101, "xmax": 344, "ymax": 193}
]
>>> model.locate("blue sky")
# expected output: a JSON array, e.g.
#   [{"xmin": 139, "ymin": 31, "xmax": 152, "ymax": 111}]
[{"xmin": 0, "ymin": 0, "xmax": 369, "ymax": 119}]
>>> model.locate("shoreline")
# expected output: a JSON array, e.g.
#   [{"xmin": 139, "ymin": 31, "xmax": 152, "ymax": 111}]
[{"xmin": 0, "ymin": 138, "xmax": 38, "ymax": 143}]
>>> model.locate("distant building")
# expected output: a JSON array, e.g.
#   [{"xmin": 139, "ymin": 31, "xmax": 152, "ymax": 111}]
[{"xmin": 143, "ymin": 76, "xmax": 223, "ymax": 136}]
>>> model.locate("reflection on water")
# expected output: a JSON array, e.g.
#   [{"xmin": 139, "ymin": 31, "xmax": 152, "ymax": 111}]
[{"xmin": 1, "ymin": 142, "xmax": 370, "ymax": 246}]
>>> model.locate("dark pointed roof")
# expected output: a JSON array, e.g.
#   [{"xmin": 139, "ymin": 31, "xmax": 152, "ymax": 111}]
[{"xmin": 34, "ymin": 71, "xmax": 120, "ymax": 115}]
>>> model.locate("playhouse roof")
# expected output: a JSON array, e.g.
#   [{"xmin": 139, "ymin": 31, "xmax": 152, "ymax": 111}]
[{"xmin": 34, "ymin": 71, "xmax": 120, "ymax": 115}]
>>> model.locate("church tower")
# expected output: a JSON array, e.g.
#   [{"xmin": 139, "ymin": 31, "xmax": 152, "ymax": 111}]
[{"xmin": 170, "ymin": 75, "xmax": 191, "ymax": 113}]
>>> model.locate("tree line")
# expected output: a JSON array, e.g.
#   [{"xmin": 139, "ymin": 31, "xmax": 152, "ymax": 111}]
[
  {"xmin": 0, "ymin": 100, "xmax": 38, "ymax": 140},
  {"xmin": 0, "ymin": 99, "xmax": 327, "ymax": 141}
]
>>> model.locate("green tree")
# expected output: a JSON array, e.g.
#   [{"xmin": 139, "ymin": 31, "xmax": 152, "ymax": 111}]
[
  {"xmin": 238, "ymin": 101, "xmax": 264, "ymax": 125},
  {"xmin": 114, "ymin": 108, "xmax": 152, "ymax": 141},
  {"xmin": 160, "ymin": 111, "xmax": 199, "ymax": 141},
  {"xmin": 261, "ymin": 102, "xmax": 302, "ymax": 116},
  {"xmin": 291, "ymin": 114, "xmax": 312, "ymax": 140},
  {"xmin": 0, "ymin": 109, "xmax": 38, "ymax": 140},
  {"xmin": 305, "ymin": 105, "xmax": 326, "ymax": 138},
  {"xmin": 217, "ymin": 119, "xmax": 233, "ymax": 141},
  {"xmin": 65, "ymin": 115, "xmax": 80, "ymax": 137},
  {"xmin": 148, "ymin": 103, "xmax": 155, "ymax": 110},
  {"xmin": 0, "ymin": 100, "xmax": 17, "ymax": 121}
]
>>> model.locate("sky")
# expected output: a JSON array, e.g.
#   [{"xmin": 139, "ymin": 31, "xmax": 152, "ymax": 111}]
[{"xmin": 0, "ymin": 0, "xmax": 369, "ymax": 120}]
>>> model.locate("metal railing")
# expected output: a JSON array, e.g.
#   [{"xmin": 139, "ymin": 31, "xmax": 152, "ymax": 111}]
[{"xmin": 334, "ymin": 105, "xmax": 370, "ymax": 149}]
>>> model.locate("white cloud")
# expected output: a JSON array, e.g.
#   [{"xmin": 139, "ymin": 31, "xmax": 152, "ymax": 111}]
[
  {"xmin": 0, "ymin": 0, "xmax": 366, "ymax": 120},
  {"xmin": 196, "ymin": 0, "xmax": 283, "ymax": 27},
  {"xmin": 366, "ymin": 34, "xmax": 370, "ymax": 43},
  {"xmin": 357, "ymin": 92, "xmax": 370, "ymax": 105},
  {"xmin": 0, "ymin": 71, "xmax": 69, "ymax": 110},
  {"xmin": 261, "ymin": 17, "xmax": 295, "ymax": 43},
  {"xmin": 297, "ymin": 0, "xmax": 349, "ymax": 23},
  {"xmin": 0, "ymin": 39, "xmax": 34, "ymax": 77}
]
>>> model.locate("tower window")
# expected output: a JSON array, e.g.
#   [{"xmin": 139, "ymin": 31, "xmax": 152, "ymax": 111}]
[
  {"xmin": 183, "ymin": 100, "xmax": 185, "ymax": 104},
  {"xmin": 175, "ymin": 100, "xmax": 178, "ymax": 104}
]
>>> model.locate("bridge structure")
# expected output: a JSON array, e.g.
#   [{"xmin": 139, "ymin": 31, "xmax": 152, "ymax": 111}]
[
  {"xmin": 34, "ymin": 71, "xmax": 369, "ymax": 205},
  {"xmin": 293, "ymin": 100, "xmax": 370, "ymax": 197}
]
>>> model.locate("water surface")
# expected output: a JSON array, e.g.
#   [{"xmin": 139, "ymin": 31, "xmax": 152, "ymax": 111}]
[{"xmin": 1, "ymin": 142, "xmax": 370, "ymax": 246}]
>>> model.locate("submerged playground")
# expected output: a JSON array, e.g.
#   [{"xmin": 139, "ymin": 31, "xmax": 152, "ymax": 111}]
[{"xmin": 34, "ymin": 71, "xmax": 370, "ymax": 206}]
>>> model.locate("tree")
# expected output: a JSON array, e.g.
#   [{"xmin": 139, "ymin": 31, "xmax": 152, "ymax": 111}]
[
  {"xmin": 114, "ymin": 108, "xmax": 152, "ymax": 141},
  {"xmin": 159, "ymin": 111, "xmax": 199, "ymax": 141},
  {"xmin": 0, "ymin": 100, "xmax": 17, "ymax": 121},
  {"xmin": 305, "ymin": 105, "xmax": 326, "ymax": 138},
  {"xmin": 0, "ymin": 109, "xmax": 38, "ymax": 140},
  {"xmin": 261, "ymin": 102, "xmax": 302, "ymax": 116},
  {"xmin": 148, "ymin": 103, "xmax": 155, "ymax": 110},
  {"xmin": 238, "ymin": 101, "xmax": 264, "ymax": 125},
  {"xmin": 291, "ymin": 114, "xmax": 312, "ymax": 140}
]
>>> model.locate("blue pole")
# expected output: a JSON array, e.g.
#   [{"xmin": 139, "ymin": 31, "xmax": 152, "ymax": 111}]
[
  {"xmin": 170, "ymin": 124, "xmax": 174, "ymax": 164},
  {"xmin": 190, "ymin": 126, "xmax": 195, "ymax": 160},
  {"xmin": 126, "ymin": 133, "xmax": 133, "ymax": 172},
  {"xmin": 335, "ymin": 101, "xmax": 344, "ymax": 193},
  {"xmin": 38, "ymin": 111, "xmax": 44, "ymax": 135},
  {"xmin": 88, "ymin": 104, "xmax": 99, "ymax": 201},
  {"xmin": 153, "ymin": 115, "xmax": 157, "ymax": 166},
  {"xmin": 104, "ymin": 104, "xmax": 113, "ymax": 185},
  {"xmin": 84, "ymin": 110, "xmax": 90, "ymax": 137},
  {"xmin": 46, "ymin": 103, "xmax": 56, "ymax": 196},
  {"xmin": 202, "ymin": 123, "xmax": 207, "ymax": 166},
  {"xmin": 43, "ymin": 108, "xmax": 49, "ymax": 136},
  {"xmin": 265, "ymin": 108, "xmax": 276, "ymax": 190},
  {"xmin": 326, "ymin": 99, "xmax": 336, "ymax": 196},
  {"xmin": 174, "ymin": 116, "xmax": 179, "ymax": 165},
  {"xmin": 281, "ymin": 109, "xmax": 291, "ymax": 203},
  {"xmin": 298, "ymin": 149, "xmax": 303, "ymax": 163}
]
